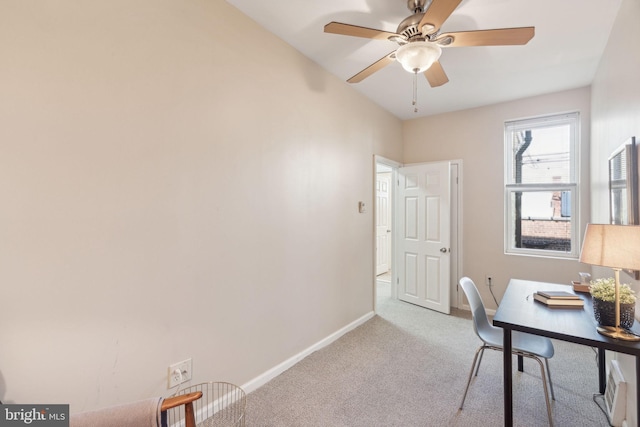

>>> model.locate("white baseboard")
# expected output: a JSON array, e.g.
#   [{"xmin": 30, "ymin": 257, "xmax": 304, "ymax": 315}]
[
  {"xmin": 459, "ymin": 305, "xmax": 495, "ymax": 317},
  {"xmin": 241, "ymin": 311, "xmax": 375, "ymax": 394}
]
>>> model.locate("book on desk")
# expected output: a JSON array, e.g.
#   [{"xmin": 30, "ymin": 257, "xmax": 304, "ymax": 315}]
[{"xmin": 533, "ymin": 290, "xmax": 584, "ymax": 308}]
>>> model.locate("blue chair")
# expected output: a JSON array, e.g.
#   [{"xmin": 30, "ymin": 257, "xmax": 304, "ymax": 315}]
[{"xmin": 459, "ymin": 277, "xmax": 555, "ymax": 426}]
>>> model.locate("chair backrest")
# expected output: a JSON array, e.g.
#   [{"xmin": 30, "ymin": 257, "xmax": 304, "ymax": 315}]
[{"xmin": 459, "ymin": 277, "xmax": 494, "ymax": 340}]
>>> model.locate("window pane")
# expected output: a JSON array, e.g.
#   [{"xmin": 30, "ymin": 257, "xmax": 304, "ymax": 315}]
[
  {"xmin": 508, "ymin": 124, "xmax": 571, "ymax": 184},
  {"xmin": 508, "ymin": 190, "xmax": 572, "ymax": 252}
]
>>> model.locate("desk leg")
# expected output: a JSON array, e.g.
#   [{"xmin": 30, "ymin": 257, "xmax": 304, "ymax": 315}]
[
  {"xmin": 636, "ymin": 356, "xmax": 640, "ymax": 427},
  {"xmin": 598, "ymin": 348, "xmax": 606, "ymax": 394},
  {"xmin": 503, "ymin": 328, "xmax": 513, "ymax": 427}
]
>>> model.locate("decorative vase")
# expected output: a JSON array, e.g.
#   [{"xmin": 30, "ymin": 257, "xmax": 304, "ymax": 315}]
[{"xmin": 593, "ymin": 298, "xmax": 635, "ymax": 329}]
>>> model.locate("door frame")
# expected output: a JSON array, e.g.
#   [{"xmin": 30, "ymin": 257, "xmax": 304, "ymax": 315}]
[
  {"xmin": 450, "ymin": 160, "xmax": 465, "ymax": 309},
  {"xmin": 373, "ymin": 156, "xmax": 464, "ymax": 311}
]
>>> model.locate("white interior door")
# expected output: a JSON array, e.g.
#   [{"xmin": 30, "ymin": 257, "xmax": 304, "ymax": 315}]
[
  {"xmin": 376, "ymin": 173, "xmax": 391, "ymax": 275},
  {"xmin": 397, "ymin": 162, "xmax": 451, "ymax": 314}
]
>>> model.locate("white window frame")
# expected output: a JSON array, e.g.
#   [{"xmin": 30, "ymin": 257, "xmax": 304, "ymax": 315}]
[{"xmin": 504, "ymin": 112, "xmax": 580, "ymax": 259}]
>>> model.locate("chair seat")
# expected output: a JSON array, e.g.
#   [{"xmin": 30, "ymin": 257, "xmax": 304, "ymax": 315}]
[{"xmin": 478, "ymin": 321, "xmax": 554, "ymax": 359}]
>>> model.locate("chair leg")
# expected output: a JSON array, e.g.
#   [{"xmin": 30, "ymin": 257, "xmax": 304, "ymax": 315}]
[
  {"xmin": 531, "ymin": 355, "xmax": 554, "ymax": 427},
  {"xmin": 460, "ymin": 345, "xmax": 485, "ymax": 409},
  {"xmin": 545, "ymin": 357, "xmax": 555, "ymax": 401},
  {"xmin": 474, "ymin": 347, "xmax": 485, "ymax": 377}
]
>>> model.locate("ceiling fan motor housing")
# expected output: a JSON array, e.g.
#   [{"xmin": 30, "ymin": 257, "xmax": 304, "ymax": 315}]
[{"xmin": 397, "ymin": 13, "xmax": 428, "ymax": 40}]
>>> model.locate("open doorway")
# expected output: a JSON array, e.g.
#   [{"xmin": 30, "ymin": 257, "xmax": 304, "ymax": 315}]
[
  {"xmin": 374, "ymin": 157, "xmax": 464, "ymax": 311},
  {"xmin": 375, "ymin": 157, "xmax": 400, "ymax": 306},
  {"xmin": 376, "ymin": 163, "xmax": 393, "ymax": 280}
]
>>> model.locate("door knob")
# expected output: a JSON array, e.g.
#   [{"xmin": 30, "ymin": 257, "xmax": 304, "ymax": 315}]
[{"xmin": 440, "ymin": 247, "xmax": 448, "ymax": 253}]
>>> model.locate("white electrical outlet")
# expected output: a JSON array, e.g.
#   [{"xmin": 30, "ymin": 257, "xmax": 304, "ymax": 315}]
[{"xmin": 168, "ymin": 358, "xmax": 192, "ymax": 388}]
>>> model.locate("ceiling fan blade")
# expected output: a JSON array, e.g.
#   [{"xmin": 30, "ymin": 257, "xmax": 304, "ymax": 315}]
[
  {"xmin": 324, "ymin": 22, "xmax": 401, "ymax": 41},
  {"xmin": 347, "ymin": 52, "xmax": 396, "ymax": 83},
  {"xmin": 437, "ymin": 27, "xmax": 535, "ymax": 47},
  {"xmin": 419, "ymin": 0, "xmax": 463, "ymax": 35},
  {"xmin": 423, "ymin": 61, "xmax": 449, "ymax": 87}
]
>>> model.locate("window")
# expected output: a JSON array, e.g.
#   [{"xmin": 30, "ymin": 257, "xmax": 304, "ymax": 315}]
[{"xmin": 504, "ymin": 112, "xmax": 579, "ymax": 258}]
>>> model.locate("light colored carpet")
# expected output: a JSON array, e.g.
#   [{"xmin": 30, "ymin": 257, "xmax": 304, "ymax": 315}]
[{"xmin": 245, "ymin": 282, "xmax": 610, "ymax": 426}]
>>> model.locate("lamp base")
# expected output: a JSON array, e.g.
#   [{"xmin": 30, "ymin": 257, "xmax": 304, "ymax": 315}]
[{"xmin": 596, "ymin": 325, "xmax": 640, "ymax": 341}]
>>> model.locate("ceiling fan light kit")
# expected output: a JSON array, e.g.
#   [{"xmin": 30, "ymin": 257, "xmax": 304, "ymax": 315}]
[
  {"xmin": 324, "ymin": 0, "xmax": 535, "ymax": 112},
  {"xmin": 395, "ymin": 41, "xmax": 442, "ymax": 73}
]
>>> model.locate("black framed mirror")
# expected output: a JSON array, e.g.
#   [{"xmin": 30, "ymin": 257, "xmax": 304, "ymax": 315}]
[{"xmin": 609, "ymin": 136, "xmax": 639, "ymax": 278}]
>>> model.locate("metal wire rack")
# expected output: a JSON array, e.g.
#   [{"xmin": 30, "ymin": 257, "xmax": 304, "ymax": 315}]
[{"xmin": 167, "ymin": 382, "xmax": 246, "ymax": 427}]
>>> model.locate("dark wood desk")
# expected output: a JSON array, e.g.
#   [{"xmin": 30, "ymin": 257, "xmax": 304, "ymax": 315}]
[{"xmin": 493, "ymin": 279, "xmax": 640, "ymax": 427}]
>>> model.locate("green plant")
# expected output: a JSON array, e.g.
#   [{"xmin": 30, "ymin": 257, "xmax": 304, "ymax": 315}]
[{"xmin": 590, "ymin": 277, "xmax": 637, "ymax": 304}]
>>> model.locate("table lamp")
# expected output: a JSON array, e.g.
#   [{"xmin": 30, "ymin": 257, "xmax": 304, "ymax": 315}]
[{"xmin": 580, "ymin": 223, "xmax": 640, "ymax": 341}]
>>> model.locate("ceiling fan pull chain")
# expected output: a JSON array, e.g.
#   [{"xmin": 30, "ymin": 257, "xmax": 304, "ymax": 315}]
[{"xmin": 412, "ymin": 70, "xmax": 419, "ymax": 113}]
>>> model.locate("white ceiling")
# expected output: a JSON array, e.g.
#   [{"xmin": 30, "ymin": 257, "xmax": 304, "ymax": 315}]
[{"xmin": 225, "ymin": 0, "xmax": 622, "ymax": 120}]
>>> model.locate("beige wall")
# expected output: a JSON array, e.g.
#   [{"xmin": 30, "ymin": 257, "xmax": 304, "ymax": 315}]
[
  {"xmin": 403, "ymin": 87, "xmax": 592, "ymax": 309},
  {"xmin": 591, "ymin": 0, "xmax": 640, "ymax": 424},
  {"xmin": 0, "ymin": 0, "xmax": 402, "ymax": 411}
]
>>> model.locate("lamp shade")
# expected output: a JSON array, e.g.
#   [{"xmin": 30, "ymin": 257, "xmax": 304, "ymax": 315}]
[
  {"xmin": 395, "ymin": 41, "xmax": 442, "ymax": 73},
  {"xmin": 580, "ymin": 224, "xmax": 640, "ymax": 270}
]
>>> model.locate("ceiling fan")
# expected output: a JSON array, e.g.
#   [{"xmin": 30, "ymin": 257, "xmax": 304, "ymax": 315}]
[{"xmin": 324, "ymin": 0, "xmax": 535, "ymax": 87}]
